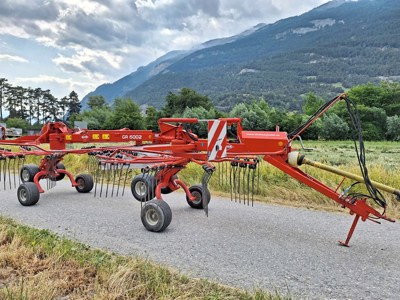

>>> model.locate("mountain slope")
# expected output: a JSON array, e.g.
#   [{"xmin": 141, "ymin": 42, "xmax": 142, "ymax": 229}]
[
  {"xmin": 124, "ymin": 0, "xmax": 400, "ymax": 111},
  {"xmin": 80, "ymin": 23, "xmax": 265, "ymax": 108},
  {"xmin": 80, "ymin": 50, "xmax": 188, "ymax": 108}
]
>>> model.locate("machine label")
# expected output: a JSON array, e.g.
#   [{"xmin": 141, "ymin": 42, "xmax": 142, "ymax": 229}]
[{"xmin": 121, "ymin": 134, "xmax": 143, "ymax": 140}]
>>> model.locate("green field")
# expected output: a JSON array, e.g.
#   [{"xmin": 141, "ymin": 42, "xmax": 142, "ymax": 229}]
[{"xmin": 180, "ymin": 140, "xmax": 400, "ymax": 218}]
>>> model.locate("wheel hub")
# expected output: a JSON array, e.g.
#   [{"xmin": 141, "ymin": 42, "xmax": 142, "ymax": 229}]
[
  {"xmin": 145, "ymin": 208, "xmax": 159, "ymax": 225},
  {"xmin": 135, "ymin": 181, "xmax": 147, "ymax": 196},
  {"xmin": 21, "ymin": 170, "xmax": 30, "ymax": 182},
  {"xmin": 19, "ymin": 188, "xmax": 27, "ymax": 202}
]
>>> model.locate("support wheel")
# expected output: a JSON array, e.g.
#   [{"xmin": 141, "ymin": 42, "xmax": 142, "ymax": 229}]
[
  {"xmin": 75, "ymin": 174, "xmax": 94, "ymax": 193},
  {"xmin": 20, "ymin": 164, "xmax": 40, "ymax": 183},
  {"xmin": 50, "ymin": 163, "xmax": 66, "ymax": 181},
  {"xmin": 141, "ymin": 199, "xmax": 172, "ymax": 232},
  {"xmin": 131, "ymin": 174, "xmax": 156, "ymax": 202},
  {"xmin": 17, "ymin": 182, "xmax": 40, "ymax": 206},
  {"xmin": 186, "ymin": 185, "xmax": 211, "ymax": 209}
]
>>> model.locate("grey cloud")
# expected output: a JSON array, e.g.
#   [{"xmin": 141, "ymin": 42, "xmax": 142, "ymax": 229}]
[
  {"xmin": 0, "ymin": 0, "xmax": 329, "ymax": 95},
  {"xmin": 81, "ymin": 56, "xmax": 116, "ymax": 74},
  {"xmin": 0, "ymin": 0, "xmax": 60, "ymax": 21},
  {"xmin": 58, "ymin": 62, "xmax": 84, "ymax": 73}
]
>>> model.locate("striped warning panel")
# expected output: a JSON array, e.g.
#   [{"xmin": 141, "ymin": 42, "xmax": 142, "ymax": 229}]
[{"xmin": 207, "ymin": 120, "xmax": 227, "ymax": 161}]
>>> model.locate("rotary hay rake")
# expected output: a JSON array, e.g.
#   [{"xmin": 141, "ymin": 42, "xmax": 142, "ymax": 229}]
[{"xmin": 0, "ymin": 94, "xmax": 399, "ymax": 246}]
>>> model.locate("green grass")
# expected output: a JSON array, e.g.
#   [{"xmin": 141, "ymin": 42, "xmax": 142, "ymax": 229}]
[
  {"xmin": 179, "ymin": 140, "xmax": 400, "ymax": 217},
  {"xmin": 0, "ymin": 217, "xmax": 288, "ymax": 300}
]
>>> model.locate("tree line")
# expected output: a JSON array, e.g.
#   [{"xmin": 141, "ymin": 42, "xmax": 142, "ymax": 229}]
[
  {"xmin": 0, "ymin": 78, "xmax": 81, "ymax": 130},
  {"xmin": 1, "ymin": 77, "xmax": 399, "ymax": 141}
]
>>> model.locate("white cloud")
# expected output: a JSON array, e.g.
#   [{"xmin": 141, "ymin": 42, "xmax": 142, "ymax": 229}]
[
  {"xmin": 14, "ymin": 75, "xmax": 96, "ymax": 98},
  {"xmin": 0, "ymin": 54, "xmax": 28, "ymax": 63},
  {"xmin": 0, "ymin": 0, "xmax": 329, "ymax": 99}
]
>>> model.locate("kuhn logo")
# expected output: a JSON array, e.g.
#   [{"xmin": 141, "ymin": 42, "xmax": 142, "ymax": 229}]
[{"xmin": 81, "ymin": 135, "xmax": 89, "ymax": 140}]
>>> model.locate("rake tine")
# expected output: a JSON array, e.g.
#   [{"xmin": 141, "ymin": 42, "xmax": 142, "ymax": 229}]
[
  {"xmin": 229, "ymin": 162, "xmax": 233, "ymax": 201},
  {"xmin": 257, "ymin": 159, "xmax": 261, "ymax": 194},
  {"xmin": 17, "ymin": 155, "xmax": 23, "ymax": 185},
  {"xmin": 242, "ymin": 162, "xmax": 247, "ymax": 204},
  {"xmin": 233, "ymin": 163, "xmax": 238, "ymax": 202},
  {"xmin": 11, "ymin": 156, "xmax": 16, "ymax": 188},
  {"xmin": 99, "ymin": 161, "xmax": 106, "ymax": 198},
  {"xmin": 0, "ymin": 157, "xmax": 2, "ymax": 180},
  {"xmin": 111, "ymin": 162, "xmax": 118, "ymax": 197},
  {"xmin": 201, "ymin": 166, "xmax": 213, "ymax": 217},
  {"xmin": 7, "ymin": 157, "xmax": 13, "ymax": 190},
  {"xmin": 247, "ymin": 165, "xmax": 250, "ymax": 206},
  {"xmin": 225, "ymin": 161, "xmax": 228, "ymax": 187},
  {"xmin": 3, "ymin": 157, "xmax": 6, "ymax": 190},
  {"xmin": 116, "ymin": 162, "xmax": 124, "ymax": 197},
  {"xmin": 94, "ymin": 161, "xmax": 100, "ymax": 197},
  {"xmin": 237, "ymin": 165, "xmax": 242, "ymax": 204},
  {"xmin": 121, "ymin": 164, "xmax": 131, "ymax": 197},
  {"xmin": 0, "ymin": 157, "xmax": 3, "ymax": 190},
  {"xmin": 251, "ymin": 165, "xmax": 255, "ymax": 207},
  {"xmin": 105, "ymin": 163, "xmax": 111, "ymax": 198}
]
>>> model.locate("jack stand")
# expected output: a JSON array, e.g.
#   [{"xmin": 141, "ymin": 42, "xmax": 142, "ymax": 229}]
[{"xmin": 339, "ymin": 214, "xmax": 360, "ymax": 247}]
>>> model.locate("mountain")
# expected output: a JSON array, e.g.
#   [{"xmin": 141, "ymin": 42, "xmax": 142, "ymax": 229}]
[
  {"xmin": 80, "ymin": 50, "xmax": 188, "ymax": 109},
  {"xmin": 84, "ymin": 0, "xmax": 400, "ymax": 111},
  {"xmin": 80, "ymin": 23, "xmax": 265, "ymax": 109}
]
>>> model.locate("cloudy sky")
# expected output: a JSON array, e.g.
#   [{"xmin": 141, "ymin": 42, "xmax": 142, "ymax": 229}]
[{"xmin": 0, "ymin": 0, "xmax": 329, "ymax": 100}]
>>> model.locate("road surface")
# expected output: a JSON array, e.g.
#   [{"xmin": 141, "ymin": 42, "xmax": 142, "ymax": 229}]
[{"xmin": 1, "ymin": 181, "xmax": 399, "ymax": 299}]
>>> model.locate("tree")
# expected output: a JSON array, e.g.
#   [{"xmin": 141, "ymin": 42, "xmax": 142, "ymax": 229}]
[
  {"xmin": 6, "ymin": 117, "xmax": 30, "ymax": 132},
  {"xmin": 320, "ymin": 113, "xmax": 350, "ymax": 140},
  {"xmin": 229, "ymin": 102, "xmax": 271, "ymax": 131},
  {"xmin": 67, "ymin": 91, "xmax": 81, "ymax": 120},
  {"xmin": 162, "ymin": 88, "xmax": 214, "ymax": 117},
  {"xmin": 105, "ymin": 98, "xmax": 144, "ymax": 129},
  {"xmin": 303, "ymin": 92, "xmax": 324, "ymax": 115},
  {"xmin": 87, "ymin": 95, "xmax": 107, "ymax": 110},
  {"xmin": 145, "ymin": 106, "xmax": 160, "ymax": 131},
  {"xmin": 386, "ymin": 115, "xmax": 400, "ymax": 141},
  {"xmin": 0, "ymin": 78, "xmax": 10, "ymax": 120},
  {"xmin": 77, "ymin": 107, "xmax": 113, "ymax": 130},
  {"xmin": 356, "ymin": 105, "xmax": 387, "ymax": 140}
]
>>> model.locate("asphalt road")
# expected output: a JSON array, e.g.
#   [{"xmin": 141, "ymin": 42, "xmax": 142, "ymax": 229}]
[{"xmin": 1, "ymin": 180, "xmax": 399, "ymax": 299}]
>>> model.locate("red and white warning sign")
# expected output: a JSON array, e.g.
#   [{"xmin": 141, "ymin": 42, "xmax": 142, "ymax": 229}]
[{"xmin": 207, "ymin": 120, "xmax": 227, "ymax": 161}]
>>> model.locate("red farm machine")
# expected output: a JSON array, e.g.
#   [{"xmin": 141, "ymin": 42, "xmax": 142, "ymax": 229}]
[{"xmin": 0, "ymin": 94, "xmax": 399, "ymax": 246}]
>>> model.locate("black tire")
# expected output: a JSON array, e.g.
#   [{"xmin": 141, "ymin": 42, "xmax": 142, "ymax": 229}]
[
  {"xmin": 186, "ymin": 184, "xmax": 211, "ymax": 209},
  {"xmin": 17, "ymin": 182, "xmax": 40, "ymax": 206},
  {"xmin": 161, "ymin": 175, "xmax": 178, "ymax": 194},
  {"xmin": 50, "ymin": 163, "xmax": 66, "ymax": 181},
  {"xmin": 131, "ymin": 174, "xmax": 156, "ymax": 202},
  {"xmin": 20, "ymin": 164, "xmax": 40, "ymax": 183},
  {"xmin": 141, "ymin": 199, "xmax": 172, "ymax": 232},
  {"xmin": 75, "ymin": 174, "xmax": 94, "ymax": 193}
]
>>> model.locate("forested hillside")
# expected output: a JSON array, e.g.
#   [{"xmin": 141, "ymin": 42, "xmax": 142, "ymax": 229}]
[{"xmin": 121, "ymin": 0, "xmax": 400, "ymax": 110}]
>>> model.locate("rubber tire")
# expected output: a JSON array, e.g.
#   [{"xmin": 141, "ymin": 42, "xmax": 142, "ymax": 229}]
[
  {"xmin": 161, "ymin": 175, "xmax": 178, "ymax": 194},
  {"xmin": 17, "ymin": 182, "xmax": 40, "ymax": 206},
  {"xmin": 50, "ymin": 163, "xmax": 66, "ymax": 181},
  {"xmin": 131, "ymin": 174, "xmax": 156, "ymax": 202},
  {"xmin": 141, "ymin": 199, "xmax": 172, "ymax": 232},
  {"xmin": 20, "ymin": 164, "xmax": 40, "ymax": 183},
  {"xmin": 75, "ymin": 174, "xmax": 94, "ymax": 193},
  {"xmin": 186, "ymin": 184, "xmax": 211, "ymax": 209}
]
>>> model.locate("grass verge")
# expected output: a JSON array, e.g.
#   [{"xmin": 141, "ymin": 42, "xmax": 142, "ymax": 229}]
[{"xmin": 0, "ymin": 217, "xmax": 288, "ymax": 300}]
